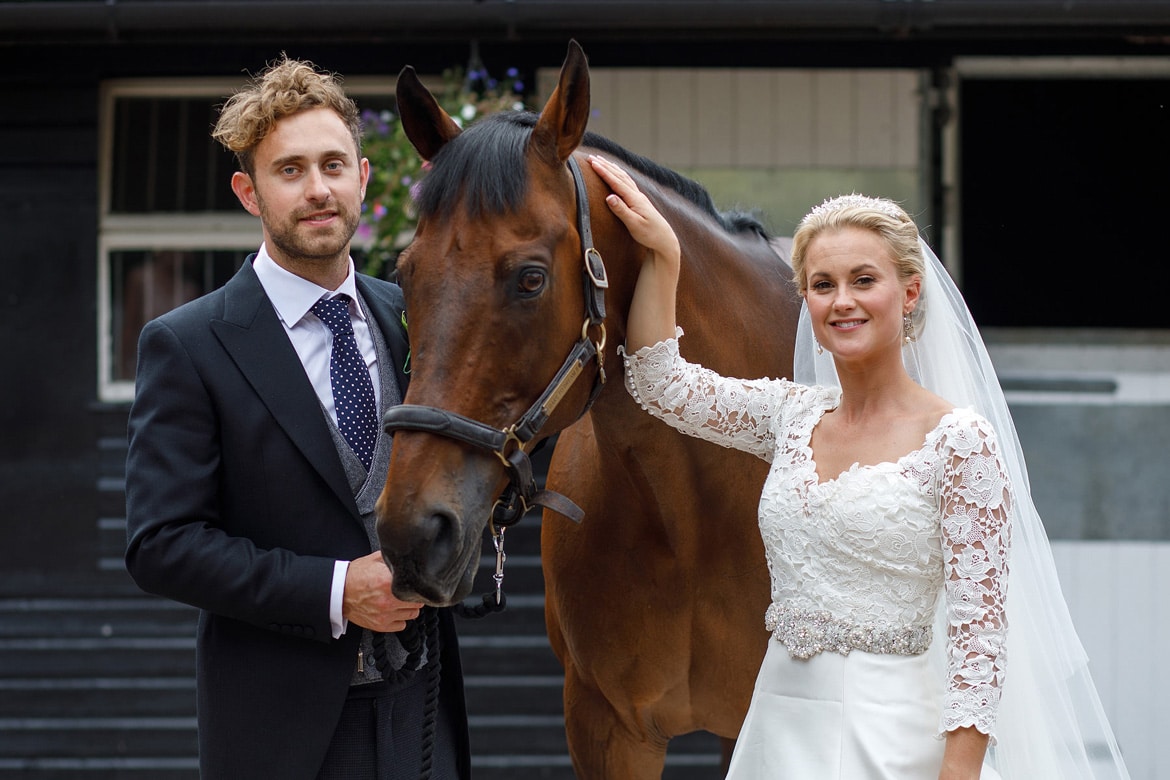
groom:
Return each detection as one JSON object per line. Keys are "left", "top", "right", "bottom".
{"left": 124, "top": 55, "right": 470, "bottom": 779}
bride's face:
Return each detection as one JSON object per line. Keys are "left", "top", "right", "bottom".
{"left": 802, "top": 226, "right": 920, "bottom": 364}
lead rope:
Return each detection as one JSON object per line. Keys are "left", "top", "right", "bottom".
{"left": 369, "top": 607, "right": 442, "bottom": 780}
{"left": 417, "top": 608, "right": 441, "bottom": 780}
{"left": 371, "top": 528, "right": 509, "bottom": 778}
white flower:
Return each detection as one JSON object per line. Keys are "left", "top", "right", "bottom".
{"left": 947, "top": 579, "right": 988, "bottom": 623}
{"left": 956, "top": 456, "right": 1006, "bottom": 510}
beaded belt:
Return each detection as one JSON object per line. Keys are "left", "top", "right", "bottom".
{"left": 764, "top": 602, "right": 932, "bottom": 660}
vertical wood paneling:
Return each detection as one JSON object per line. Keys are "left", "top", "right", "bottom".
{"left": 536, "top": 67, "right": 559, "bottom": 108}
{"left": 614, "top": 68, "right": 655, "bottom": 157}
{"left": 773, "top": 70, "right": 815, "bottom": 166}
{"left": 893, "top": 71, "right": 922, "bottom": 168}
{"left": 583, "top": 68, "right": 617, "bottom": 140}
{"left": 812, "top": 71, "right": 855, "bottom": 167}
{"left": 855, "top": 71, "right": 896, "bottom": 168}
{"left": 694, "top": 69, "right": 735, "bottom": 167}
{"left": 654, "top": 70, "right": 695, "bottom": 167}
{"left": 547, "top": 66, "right": 922, "bottom": 174}
{"left": 734, "top": 69, "right": 775, "bottom": 167}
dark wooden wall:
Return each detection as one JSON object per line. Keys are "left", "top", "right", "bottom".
{"left": 0, "top": 70, "right": 102, "bottom": 591}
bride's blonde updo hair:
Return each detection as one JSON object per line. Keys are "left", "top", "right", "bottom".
{"left": 790, "top": 194, "right": 924, "bottom": 297}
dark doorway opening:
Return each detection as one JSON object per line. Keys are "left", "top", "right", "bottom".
{"left": 960, "top": 77, "right": 1170, "bottom": 329}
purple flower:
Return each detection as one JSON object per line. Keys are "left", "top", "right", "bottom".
{"left": 360, "top": 108, "right": 390, "bottom": 136}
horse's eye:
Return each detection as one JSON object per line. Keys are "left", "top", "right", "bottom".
{"left": 517, "top": 268, "right": 547, "bottom": 297}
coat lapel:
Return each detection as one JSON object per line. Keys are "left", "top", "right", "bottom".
{"left": 210, "top": 259, "right": 360, "bottom": 517}
{"left": 356, "top": 274, "right": 411, "bottom": 397}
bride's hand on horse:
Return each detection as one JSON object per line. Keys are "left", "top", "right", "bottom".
{"left": 342, "top": 550, "right": 424, "bottom": 633}
{"left": 589, "top": 154, "right": 680, "bottom": 350}
{"left": 589, "top": 155, "right": 681, "bottom": 264}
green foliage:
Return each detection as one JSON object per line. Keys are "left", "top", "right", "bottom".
{"left": 357, "top": 66, "right": 528, "bottom": 278}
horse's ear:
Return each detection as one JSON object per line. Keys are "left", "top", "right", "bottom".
{"left": 531, "top": 39, "right": 590, "bottom": 164}
{"left": 395, "top": 65, "right": 462, "bottom": 162}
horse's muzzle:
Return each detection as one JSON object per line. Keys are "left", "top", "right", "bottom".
{"left": 378, "top": 501, "right": 484, "bottom": 607}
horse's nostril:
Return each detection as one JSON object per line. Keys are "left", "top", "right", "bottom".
{"left": 421, "top": 510, "right": 457, "bottom": 578}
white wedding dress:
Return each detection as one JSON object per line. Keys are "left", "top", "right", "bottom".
{"left": 622, "top": 334, "right": 1009, "bottom": 779}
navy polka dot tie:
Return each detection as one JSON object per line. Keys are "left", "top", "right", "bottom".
{"left": 312, "top": 296, "right": 378, "bottom": 470}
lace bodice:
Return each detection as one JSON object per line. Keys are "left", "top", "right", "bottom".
{"left": 621, "top": 335, "right": 1012, "bottom": 740}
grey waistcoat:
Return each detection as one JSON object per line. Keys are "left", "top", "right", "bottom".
{"left": 325, "top": 294, "right": 427, "bottom": 685}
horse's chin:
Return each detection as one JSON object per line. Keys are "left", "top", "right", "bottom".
{"left": 386, "top": 543, "right": 480, "bottom": 608}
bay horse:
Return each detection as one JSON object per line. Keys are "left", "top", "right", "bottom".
{"left": 377, "top": 41, "right": 801, "bottom": 778}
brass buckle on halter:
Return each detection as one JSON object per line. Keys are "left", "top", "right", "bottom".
{"left": 493, "top": 426, "right": 525, "bottom": 467}
{"left": 584, "top": 247, "right": 608, "bottom": 289}
{"left": 490, "top": 428, "right": 533, "bottom": 527}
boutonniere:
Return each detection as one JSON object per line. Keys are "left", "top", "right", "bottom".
{"left": 400, "top": 311, "right": 411, "bottom": 374}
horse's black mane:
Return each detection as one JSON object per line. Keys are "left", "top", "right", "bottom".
{"left": 414, "top": 110, "right": 768, "bottom": 239}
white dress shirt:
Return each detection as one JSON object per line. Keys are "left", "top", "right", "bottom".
{"left": 252, "top": 244, "right": 378, "bottom": 639}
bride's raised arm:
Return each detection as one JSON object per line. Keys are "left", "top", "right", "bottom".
{"left": 589, "top": 154, "right": 680, "bottom": 352}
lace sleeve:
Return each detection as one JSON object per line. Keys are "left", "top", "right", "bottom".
{"left": 619, "top": 332, "right": 792, "bottom": 461}
{"left": 937, "top": 413, "right": 1012, "bottom": 742}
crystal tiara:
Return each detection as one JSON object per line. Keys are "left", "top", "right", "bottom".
{"left": 806, "top": 193, "right": 906, "bottom": 221}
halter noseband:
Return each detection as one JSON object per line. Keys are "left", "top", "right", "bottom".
{"left": 382, "top": 155, "right": 608, "bottom": 530}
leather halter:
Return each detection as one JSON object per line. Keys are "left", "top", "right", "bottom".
{"left": 382, "top": 155, "right": 608, "bottom": 528}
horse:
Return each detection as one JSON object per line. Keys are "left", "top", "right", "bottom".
{"left": 376, "top": 40, "right": 802, "bottom": 778}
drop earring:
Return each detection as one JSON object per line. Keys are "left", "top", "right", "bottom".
{"left": 815, "top": 339, "right": 824, "bottom": 355}
{"left": 903, "top": 313, "right": 916, "bottom": 343}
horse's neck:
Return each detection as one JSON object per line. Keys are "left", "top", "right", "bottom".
{"left": 674, "top": 232, "right": 796, "bottom": 375}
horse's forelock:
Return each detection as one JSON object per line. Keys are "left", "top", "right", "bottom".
{"left": 415, "top": 112, "right": 534, "bottom": 219}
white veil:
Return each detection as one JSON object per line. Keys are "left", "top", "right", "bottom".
{"left": 794, "top": 238, "right": 1131, "bottom": 779}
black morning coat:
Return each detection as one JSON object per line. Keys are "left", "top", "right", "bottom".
{"left": 125, "top": 256, "right": 471, "bottom": 778}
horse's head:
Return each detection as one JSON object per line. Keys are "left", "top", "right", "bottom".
{"left": 376, "top": 41, "right": 609, "bottom": 605}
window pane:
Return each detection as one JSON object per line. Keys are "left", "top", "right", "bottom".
{"left": 110, "top": 249, "right": 247, "bottom": 381}
{"left": 110, "top": 97, "right": 239, "bottom": 213}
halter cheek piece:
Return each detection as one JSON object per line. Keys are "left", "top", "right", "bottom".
{"left": 382, "top": 156, "right": 608, "bottom": 535}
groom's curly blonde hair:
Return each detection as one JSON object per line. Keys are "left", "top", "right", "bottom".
{"left": 212, "top": 53, "right": 362, "bottom": 176}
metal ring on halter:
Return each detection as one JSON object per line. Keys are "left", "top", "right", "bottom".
{"left": 491, "top": 489, "right": 530, "bottom": 527}
{"left": 492, "top": 426, "right": 525, "bottom": 470}
{"left": 582, "top": 320, "right": 608, "bottom": 352}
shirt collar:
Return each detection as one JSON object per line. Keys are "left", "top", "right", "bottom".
{"left": 252, "top": 243, "right": 365, "bottom": 327}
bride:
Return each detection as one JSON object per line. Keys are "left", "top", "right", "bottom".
{"left": 588, "top": 154, "right": 1130, "bottom": 779}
